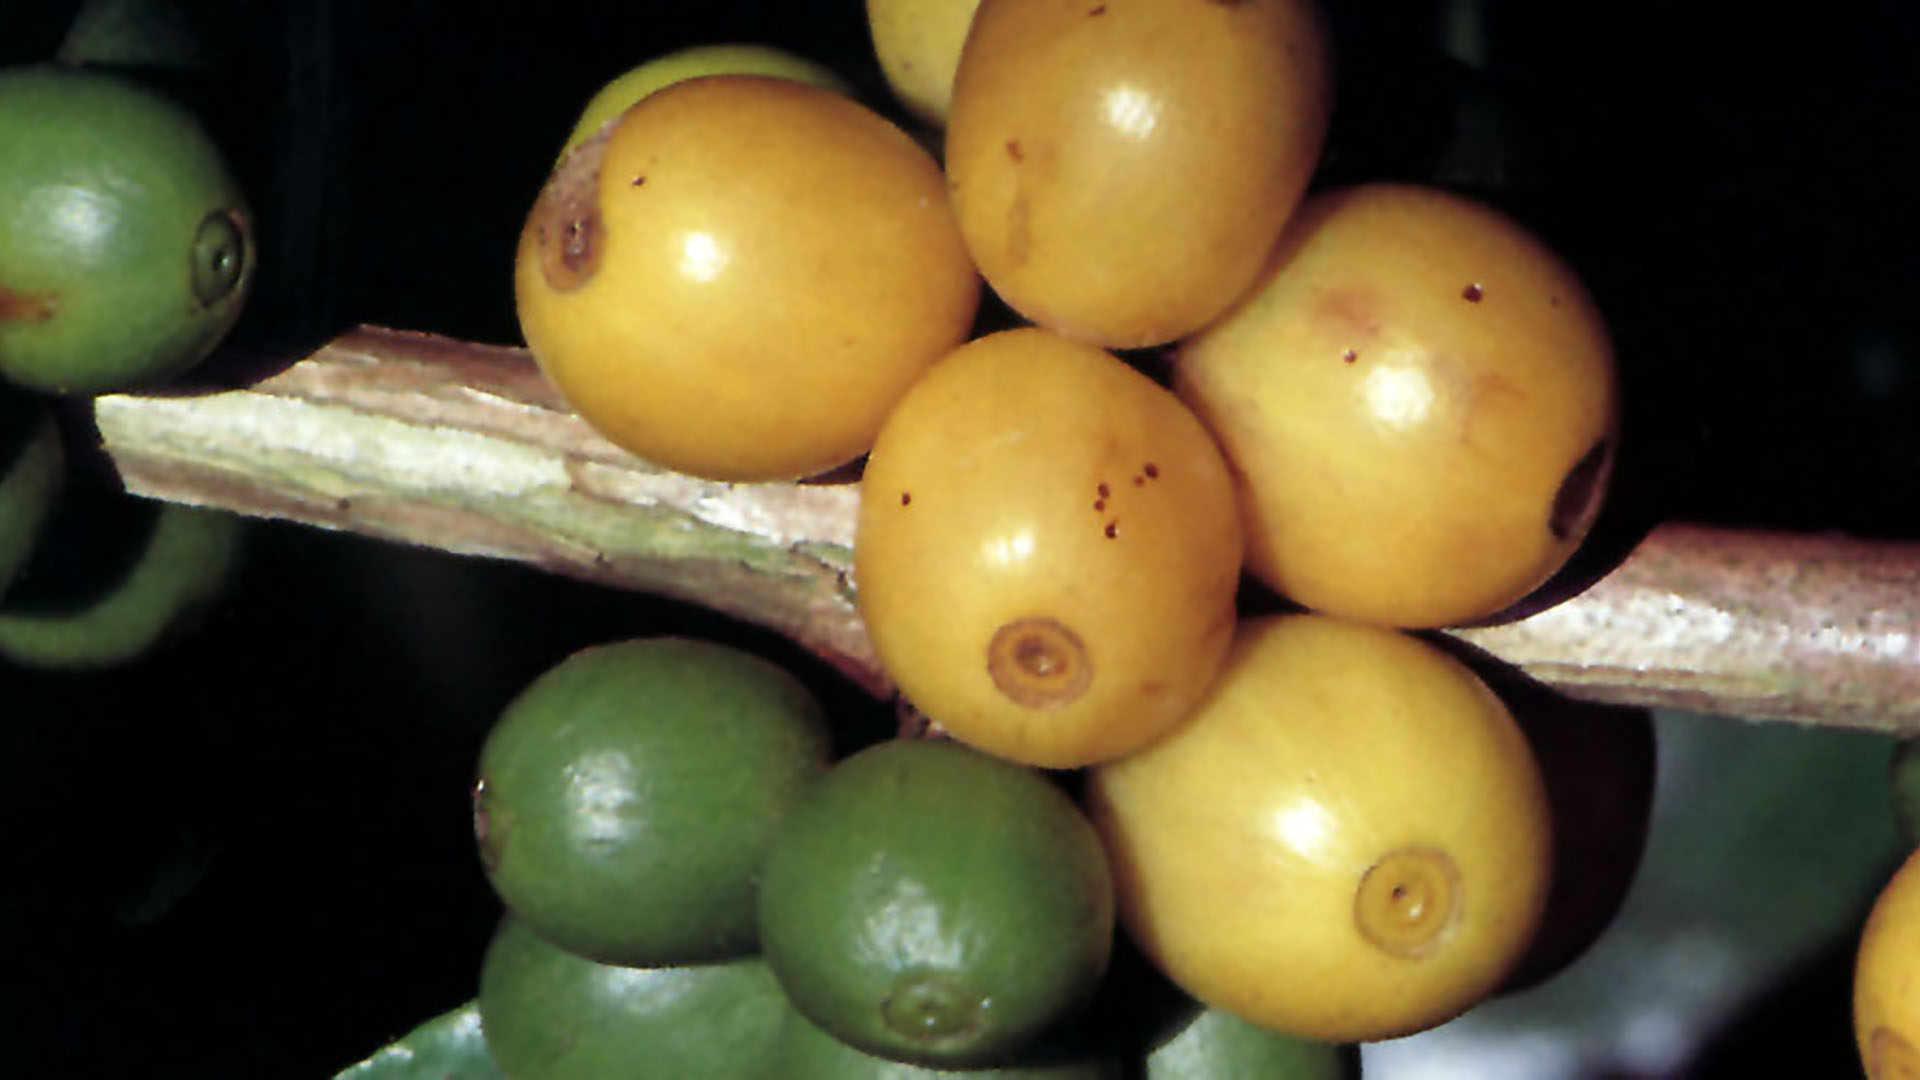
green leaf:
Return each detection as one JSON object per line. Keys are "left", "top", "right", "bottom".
{"left": 334, "top": 1000, "right": 504, "bottom": 1080}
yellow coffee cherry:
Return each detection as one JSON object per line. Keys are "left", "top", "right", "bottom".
{"left": 855, "top": 327, "right": 1243, "bottom": 769}
{"left": 514, "top": 76, "right": 979, "bottom": 481}
{"left": 1084, "top": 614, "right": 1552, "bottom": 1043}
{"left": 944, "top": 0, "right": 1332, "bottom": 348}
{"left": 1174, "top": 182, "right": 1619, "bottom": 628}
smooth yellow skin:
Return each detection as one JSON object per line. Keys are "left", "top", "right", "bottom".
{"left": 1084, "top": 615, "right": 1552, "bottom": 1043}
{"left": 865, "top": 0, "right": 981, "bottom": 128}
{"left": 1175, "top": 183, "right": 1619, "bottom": 628}
{"left": 515, "top": 76, "right": 980, "bottom": 482}
{"left": 944, "top": 0, "right": 1332, "bottom": 349}
{"left": 855, "top": 328, "right": 1244, "bottom": 769}
{"left": 1857, "top": 847, "right": 1920, "bottom": 1078}
{"left": 558, "top": 44, "right": 854, "bottom": 161}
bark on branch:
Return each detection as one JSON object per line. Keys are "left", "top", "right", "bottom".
{"left": 92, "top": 326, "right": 1920, "bottom": 733}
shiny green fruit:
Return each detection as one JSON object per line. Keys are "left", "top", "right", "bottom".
{"left": 758, "top": 737, "right": 1114, "bottom": 1068}
{"left": 0, "top": 64, "right": 253, "bottom": 395}
{"left": 478, "top": 916, "right": 790, "bottom": 1080}
{"left": 475, "top": 637, "right": 832, "bottom": 966}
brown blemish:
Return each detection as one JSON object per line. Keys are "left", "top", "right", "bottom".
{"left": 530, "top": 131, "right": 609, "bottom": 293}
{"left": 0, "top": 284, "right": 57, "bottom": 323}
{"left": 1314, "top": 289, "right": 1384, "bottom": 339}
{"left": 1549, "top": 437, "right": 1614, "bottom": 541}
{"left": 1104, "top": 521, "right": 1119, "bottom": 539}
{"left": 1089, "top": 2, "right": 1106, "bottom": 13}
{"left": 1006, "top": 139, "right": 1025, "bottom": 163}
{"left": 1132, "top": 475, "right": 1145, "bottom": 486}
{"left": 1097, "top": 482, "right": 1111, "bottom": 498}
{"left": 1143, "top": 462, "right": 1159, "bottom": 479}
{"left": 1462, "top": 282, "right": 1485, "bottom": 302}
{"left": 900, "top": 492, "right": 912, "bottom": 506}
{"left": 631, "top": 174, "right": 646, "bottom": 187}
{"left": 1342, "top": 348, "right": 1359, "bottom": 363}
{"left": 1093, "top": 500, "right": 1106, "bottom": 512}
{"left": 987, "top": 617, "right": 1093, "bottom": 709}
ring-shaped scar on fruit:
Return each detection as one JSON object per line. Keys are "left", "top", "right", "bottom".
{"left": 854, "top": 327, "right": 1244, "bottom": 769}
{"left": 1083, "top": 615, "right": 1552, "bottom": 1044}
{"left": 514, "top": 75, "right": 981, "bottom": 482}
{"left": 0, "top": 64, "right": 254, "bottom": 396}
{"left": 1174, "top": 182, "right": 1619, "bottom": 629}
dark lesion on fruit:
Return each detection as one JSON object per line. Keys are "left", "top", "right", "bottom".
{"left": 531, "top": 128, "right": 611, "bottom": 292}
{"left": 988, "top": 617, "right": 1093, "bottom": 709}
{"left": 0, "top": 283, "right": 58, "bottom": 324}
{"left": 1549, "top": 436, "right": 1614, "bottom": 541}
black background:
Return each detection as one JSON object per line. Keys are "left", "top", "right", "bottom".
{"left": 0, "top": 1, "right": 1915, "bottom": 1075}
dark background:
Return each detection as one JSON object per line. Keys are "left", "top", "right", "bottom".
{"left": 0, "top": 0, "right": 1915, "bottom": 1075}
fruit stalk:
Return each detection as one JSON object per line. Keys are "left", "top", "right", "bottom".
{"left": 91, "top": 325, "right": 1920, "bottom": 728}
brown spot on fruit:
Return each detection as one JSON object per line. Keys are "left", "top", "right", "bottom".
{"left": 1104, "top": 521, "right": 1118, "bottom": 538}
{"left": 987, "top": 617, "right": 1093, "bottom": 709}
{"left": 1342, "top": 348, "right": 1359, "bottom": 363}
{"left": 631, "top": 174, "right": 647, "bottom": 187}
{"left": 1549, "top": 438, "right": 1613, "bottom": 541}
{"left": 530, "top": 128, "right": 609, "bottom": 292}
{"left": 1089, "top": 2, "right": 1107, "bottom": 13}
{"left": 0, "top": 284, "right": 57, "bottom": 323}
{"left": 900, "top": 492, "right": 912, "bottom": 506}
{"left": 1354, "top": 847, "right": 1462, "bottom": 959}
{"left": 1097, "top": 482, "right": 1111, "bottom": 498}
{"left": 1006, "top": 139, "right": 1025, "bottom": 162}
{"left": 1461, "top": 282, "right": 1485, "bottom": 302}
{"left": 1143, "top": 462, "right": 1159, "bottom": 479}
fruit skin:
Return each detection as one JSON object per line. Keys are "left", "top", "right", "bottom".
{"left": 478, "top": 916, "right": 790, "bottom": 1080}
{"left": 1084, "top": 614, "right": 1552, "bottom": 1044}
{"left": 1174, "top": 182, "right": 1618, "bottom": 629}
{"left": 0, "top": 64, "right": 252, "bottom": 395}
{"left": 1857, "top": 847, "right": 1920, "bottom": 1078}
{"left": 558, "top": 43, "right": 854, "bottom": 161}
{"left": 757, "top": 737, "right": 1115, "bottom": 1068}
{"left": 514, "top": 75, "right": 980, "bottom": 482}
{"left": 777, "top": 1009, "right": 1117, "bottom": 1079}
{"left": 0, "top": 391, "right": 63, "bottom": 597}
{"left": 474, "top": 637, "right": 831, "bottom": 966}
{"left": 865, "top": 0, "right": 980, "bottom": 129}
{"left": 944, "top": 0, "right": 1332, "bottom": 348}
{"left": 855, "top": 327, "right": 1243, "bottom": 769}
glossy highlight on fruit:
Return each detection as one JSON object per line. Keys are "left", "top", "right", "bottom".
{"left": 474, "top": 637, "right": 831, "bottom": 966}
{"left": 1856, "top": 847, "right": 1920, "bottom": 1079}
{"left": 0, "top": 64, "right": 253, "bottom": 395}
{"left": 514, "top": 75, "right": 980, "bottom": 481}
{"left": 945, "top": 0, "right": 1332, "bottom": 348}
{"left": 1084, "top": 615, "right": 1552, "bottom": 1043}
{"left": 855, "top": 327, "right": 1243, "bottom": 768}
{"left": 1174, "top": 182, "right": 1618, "bottom": 628}
{"left": 757, "top": 738, "right": 1114, "bottom": 1068}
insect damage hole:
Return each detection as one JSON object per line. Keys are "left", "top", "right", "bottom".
{"left": 988, "top": 617, "right": 1093, "bottom": 709}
